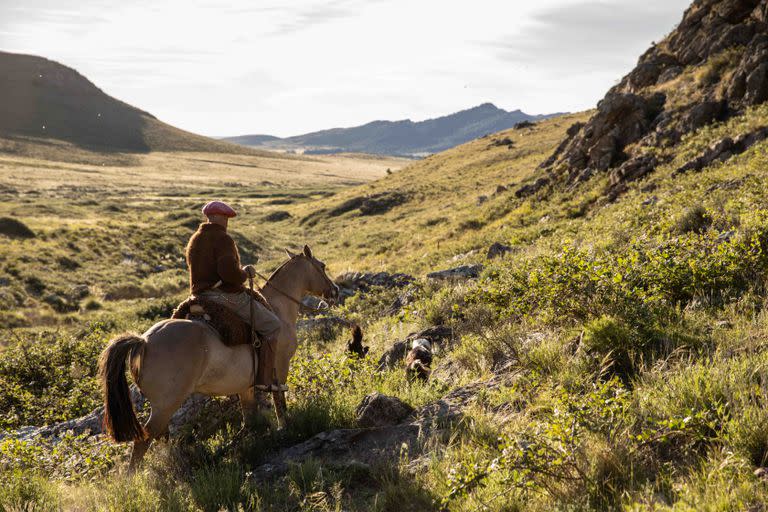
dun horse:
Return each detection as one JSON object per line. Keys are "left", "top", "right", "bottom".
{"left": 98, "top": 245, "right": 339, "bottom": 471}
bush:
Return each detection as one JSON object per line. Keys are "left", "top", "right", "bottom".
{"left": 0, "top": 217, "right": 35, "bottom": 239}
{"left": 673, "top": 205, "right": 711, "bottom": 234}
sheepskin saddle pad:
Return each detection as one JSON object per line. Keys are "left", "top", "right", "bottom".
{"left": 171, "top": 291, "right": 271, "bottom": 347}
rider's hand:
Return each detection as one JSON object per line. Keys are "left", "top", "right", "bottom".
{"left": 243, "top": 265, "right": 257, "bottom": 279}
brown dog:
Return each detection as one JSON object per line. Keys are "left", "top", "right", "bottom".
{"left": 346, "top": 325, "right": 369, "bottom": 358}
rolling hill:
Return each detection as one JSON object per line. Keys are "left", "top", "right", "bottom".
{"left": 0, "top": 51, "right": 258, "bottom": 154}
{"left": 224, "top": 103, "right": 559, "bottom": 156}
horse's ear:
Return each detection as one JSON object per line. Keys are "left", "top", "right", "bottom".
{"left": 303, "top": 245, "right": 313, "bottom": 258}
{"left": 285, "top": 248, "right": 296, "bottom": 258}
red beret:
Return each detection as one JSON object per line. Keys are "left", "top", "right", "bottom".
{"left": 202, "top": 201, "right": 237, "bottom": 218}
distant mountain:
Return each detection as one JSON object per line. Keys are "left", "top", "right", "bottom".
{"left": 0, "top": 51, "right": 255, "bottom": 154}
{"left": 224, "top": 103, "right": 562, "bottom": 157}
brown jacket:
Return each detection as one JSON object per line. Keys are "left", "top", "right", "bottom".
{"left": 186, "top": 223, "right": 247, "bottom": 294}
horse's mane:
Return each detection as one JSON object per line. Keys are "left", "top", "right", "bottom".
{"left": 265, "top": 255, "right": 300, "bottom": 282}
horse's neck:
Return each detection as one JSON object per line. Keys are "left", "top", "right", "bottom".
{"left": 262, "top": 264, "right": 304, "bottom": 324}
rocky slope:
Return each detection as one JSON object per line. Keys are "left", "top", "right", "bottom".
{"left": 527, "top": 0, "right": 768, "bottom": 199}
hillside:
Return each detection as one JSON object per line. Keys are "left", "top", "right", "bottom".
{"left": 0, "top": 51, "right": 261, "bottom": 155}
{"left": 224, "top": 103, "right": 558, "bottom": 156}
{"left": 5, "top": 0, "right": 768, "bottom": 510}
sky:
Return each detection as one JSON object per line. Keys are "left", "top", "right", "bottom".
{"left": 0, "top": 0, "right": 692, "bottom": 137}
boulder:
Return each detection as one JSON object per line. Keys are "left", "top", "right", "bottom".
{"left": 355, "top": 393, "right": 414, "bottom": 428}
{"left": 486, "top": 242, "right": 514, "bottom": 259}
{"left": 335, "top": 271, "right": 414, "bottom": 291}
{"left": 679, "top": 101, "right": 727, "bottom": 132}
{"left": 608, "top": 154, "right": 658, "bottom": 187}
{"left": 426, "top": 264, "right": 483, "bottom": 281}
{"left": 515, "top": 177, "right": 550, "bottom": 198}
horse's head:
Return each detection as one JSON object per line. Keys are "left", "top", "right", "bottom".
{"left": 286, "top": 245, "right": 339, "bottom": 305}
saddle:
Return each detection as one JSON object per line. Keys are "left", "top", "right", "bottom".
{"left": 171, "top": 289, "right": 272, "bottom": 347}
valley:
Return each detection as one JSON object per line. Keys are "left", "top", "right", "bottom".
{"left": 2, "top": 0, "right": 768, "bottom": 510}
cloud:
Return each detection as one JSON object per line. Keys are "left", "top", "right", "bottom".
{"left": 487, "top": 0, "right": 690, "bottom": 74}
{"left": 270, "top": 0, "right": 363, "bottom": 36}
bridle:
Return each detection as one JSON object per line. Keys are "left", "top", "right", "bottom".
{"left": 254, "top": 254, "right": 339, "bottom": 315}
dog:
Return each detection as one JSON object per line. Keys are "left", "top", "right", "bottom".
{"left": 405, "top": 338, "right": 432, "bottom": 382}
{"left": 346, "top": 325, "right": 369, "bottom": 358}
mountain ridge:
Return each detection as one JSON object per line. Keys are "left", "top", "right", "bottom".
{"left": 224, "top": 103, "right": 562, "bottom": 157}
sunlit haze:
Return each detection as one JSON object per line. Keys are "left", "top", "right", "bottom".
{"left": 0, "top": 0, "right": 691, "bottom": 137}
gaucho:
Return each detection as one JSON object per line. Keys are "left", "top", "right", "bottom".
{"left": 185, "top": 200, "right": 283, "bottom": 391}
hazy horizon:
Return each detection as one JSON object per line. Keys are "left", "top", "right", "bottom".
{"left": 0, "top": 0, "right": 691, "bottom": 137}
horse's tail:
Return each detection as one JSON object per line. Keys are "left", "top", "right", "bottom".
{"left": 98, "top": 334, "right": 147, "bottom": 443}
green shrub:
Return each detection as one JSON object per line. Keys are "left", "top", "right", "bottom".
{"left": 673, "top": 205, "right": 711, "bottom": 234}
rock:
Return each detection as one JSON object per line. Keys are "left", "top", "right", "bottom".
{"left": 674, "top": 125, "right": 768, "bottom": 176}
{"left": 716, "top": 230, "right": 736, "bottom": 243}
{"left": 515, "top": 177, "right": 550, "bottom": 198}
{"left": 656, "top": 65, "right": 683, "bottom": 84}
{"left": 679, "top": 101, "right": 727, "bottom": 132}
{"left": 377, "top": 325, "right": 454, "bottom": 370}
{"left": 476, "top": 195, "right": 488, "bottom": 206}
{"left": 494, "top": 184, "right": 508, "bottom": 194}
{"left": 377, "top": 340, "right": 409, "bottom": 370}
{"left": 355, "top": 393, "right": 414, "bottom": 428}
{"left": 675, "top": 137, "right": 735, "bottom": 174}
{"left": 754, "top": 467, "right": 768, "bottom": 480}
{"left": 250, "top": 376, "right": 504, "bottom": 480}
{"left": 0, "top": 388, "right": 227, "bottom": 443}
{"left": 426, "top": 264, "right": 483, "bottom": 281}
{"left": 359, "top": 192, "right": 408, "bottom": 216}
{"left": 378, "top": 325, "right": 454, "bottom": 371}
{"left": 264, "top": 211, "right": 291, "bottom": 222}
{"left": 335, "top": 271, "right": 414, "bottom": 291}
{"left": 297, "top": 315, "right": 348, "bottom": 333}
{"left": 608, "top": 154, "right": 658, "bottom": 187}
{"left": 486, "top": 242, "right": 513, "bottom": 259}
{"left": 642, "top": 196, "right": 658, "bottom": 206}
{"left": 488, "top": 136, "right": 514, "bottom": 148}
{"left": 514, "top": 120, "right": 536, "bottom": 129}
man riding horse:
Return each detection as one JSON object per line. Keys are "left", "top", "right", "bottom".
{"left": 186, "top": 200, "right": 283, "bottom": 392}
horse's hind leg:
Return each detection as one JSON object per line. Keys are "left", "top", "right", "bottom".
{"left": 127, "top": 395, "right": 188, "bottom": 473}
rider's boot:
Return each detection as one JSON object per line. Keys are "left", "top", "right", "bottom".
{"left": 254, "top": 334, "right": 286, "bottom": 392}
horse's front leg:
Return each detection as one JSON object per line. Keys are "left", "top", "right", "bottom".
{"left": 238, "top": 388, "right": 261, "bottom": 428}
{"left": 272, "top": 390, "right": 287, "bottom": 429}
{"left": 272, "top": 338, "right": 295, "bottom": 429}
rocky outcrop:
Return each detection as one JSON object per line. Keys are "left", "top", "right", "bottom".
{"left": 427, "top": 264, "right": 483, "bottom": 280}
{"left": 486, "top": 242, "right": 514, "bottom": 259}
{"left": 355, "top": 393, "right": 414, "bottom": 428}
{"left": 0, "top": 389, "right": 233, "bottom": 443}
{"left": 250, "top": 375, "right": 506, "bottom": 479}
{"left": 334, "top": 271, "right": 415, "bottom": 304}
{"left": 538, "top": 0, "right": 768, "bottom": 196}
{"left": 674, "top": 126, "right": 768, "bottom": 174}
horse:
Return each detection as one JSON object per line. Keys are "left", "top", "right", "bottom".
{"left": 98, "top": 244, "right": 339, "bottom": 471}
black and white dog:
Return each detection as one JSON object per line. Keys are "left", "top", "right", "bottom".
{"left": 405, "top": 338, "right": 432, "bottom": 382}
